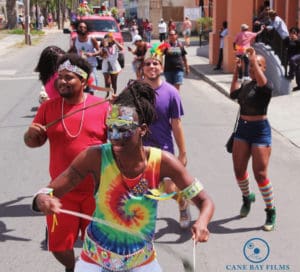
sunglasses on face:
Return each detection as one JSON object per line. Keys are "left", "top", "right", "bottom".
{"left": 144, "top": 61, "right": 160, "bottom": 66}
{"left": 107, "top": 123, "right": 139, "bottom": 140}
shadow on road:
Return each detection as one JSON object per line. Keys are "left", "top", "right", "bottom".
{"left": 155, "top": 217, "right": 192, "bottom": 244}
{"left": 0, "top": 221, "right": 31, "bottom": 242}
{"left": 0, "top": 196, "right": 41, "bottom": 242}
{"left": 0, "top": 196, "right": 41, "bottom": 218}
{"left": 209, "top": 215, "right": 262, "bottom": 234}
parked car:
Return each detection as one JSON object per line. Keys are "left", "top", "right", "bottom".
{"left": 64, "top": 15, "right": 125, "bottom": 68}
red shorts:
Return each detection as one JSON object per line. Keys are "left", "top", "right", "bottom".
{"left": 46, "top": 191, "right": 95, "bottom": 251}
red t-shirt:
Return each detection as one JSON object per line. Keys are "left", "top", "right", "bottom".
{"left": 34, "top": 95, "right": 109, "bottom": 193}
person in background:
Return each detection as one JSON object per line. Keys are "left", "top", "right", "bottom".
{"left": 142, "top": 55, "right": 191, "bottom": 229}
{"left": 99, "top": 33, "right": 123, "bottom": 97}
{"left": 24, "top": 53, "right": 109, "bottom": 272}
{"left": 233, "top": 23, "right": 264, "bottom": 82}
{"left": 31, "top": 80, "right": 215, "bottom": 272}
{"left": 168, "top": 19, "right": 176, "bottom": 33}
{"left": 47, "top": 13, "right": 54, "bottom": 29}
{"left": 119, "top": 14, "right": 125, "bottom": 30}
{"left": 162, "top": 29, "right": 190, "bottom": 91}
{"left": 214, "top": 21, "right": 228, "bottom": 70}
{"left": 253, "top": 6, "right": 271, "bottom": 43}
{"left": 286, "top": 27, "right": 300, "bottom": 91}
{"left": 128, "top": 34, "right": 148, "bottom": 79}
{"left": 130, "top": 19, "right": 139, "bottom": 42}
{"left": 144, "top": 19, "right": 153, "bottom": 43}
{"left": 253, "top": 6, "right": 271, "bottom": 33}
{"left": 267, "top": 10, "right": 289, "bottom": 41}
{"left": 35, "top": 45, "right": 65, "bottom": 102}
{"left": 18, "top": 14, "right": 24, "bottom": 29}
{"left": 182, "top": 16, "right": 192, "bottom": 47}
{"left": 38, "top": 14, "right": 45, "bottom": 30}
{"left": 158, "top": 18, "right": 167, "bottom": 42}
{"left": 266, "top": 9, "right": 289, "bottom": 63}
{"left": 69, "top": 20, "right": 100, "bottom": 94}
{"left": 230, "top": 47, "right": 276, "bottom": 232}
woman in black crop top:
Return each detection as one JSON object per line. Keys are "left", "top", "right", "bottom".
{"left": 229, "top": 47, "right": 276, "bottom": 231}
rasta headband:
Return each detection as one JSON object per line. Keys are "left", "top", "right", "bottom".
{"left": 58, "top": 60, "right": 88, "bottom": 79}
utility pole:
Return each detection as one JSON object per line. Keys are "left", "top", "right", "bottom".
{"left": 35, "top": 1, "right": 39, "bottom": 29}
{"left": 57, "top": 0, "right": 61, "bottom": 29}
{"left": 24, "top": 0, "right": 31, "bottom": 45}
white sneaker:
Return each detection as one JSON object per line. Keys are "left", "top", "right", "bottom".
{"left": 179, "top": 200, "right": 191, "bottom": 229}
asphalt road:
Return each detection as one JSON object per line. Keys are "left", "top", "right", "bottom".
{"left": 0, "top": 31, "right": 299, "bottom": 272}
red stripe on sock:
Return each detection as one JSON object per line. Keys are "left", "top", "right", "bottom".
{"left": 237, "top": 172, "right": 249, "bottom": 181}
{"left": 258, "top": 178, "right": 270, "bottom": 187}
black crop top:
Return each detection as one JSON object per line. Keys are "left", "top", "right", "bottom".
{"left": 230, "top": 81, "right": 273, "bottom": 115}
{"left": 135, "top": 44, "right": 147, "bottom": 57}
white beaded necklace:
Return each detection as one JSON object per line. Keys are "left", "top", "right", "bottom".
{"left": 61, "top": 95, "right": 86, "bottom": 138}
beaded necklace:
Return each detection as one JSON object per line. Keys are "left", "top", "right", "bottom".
{"left": 116, "top": 152, "right": 149, "bottom": 196}
{"left": 61, "top": 95, "right": 86, "bottom": 138}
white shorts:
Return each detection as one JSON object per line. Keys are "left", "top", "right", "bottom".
{"left": 75, "top": 257, "right": 162, "bottom": 272}
{"left": 102, "top": 59, "right": 121, "bottom": 74}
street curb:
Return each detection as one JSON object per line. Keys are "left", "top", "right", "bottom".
{"left": 189, "top": 65, "right": 230, "bottom": 98}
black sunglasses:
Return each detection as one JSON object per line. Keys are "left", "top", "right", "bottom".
{"left": 144, "top": 61, "right": 160, "bottom": 66}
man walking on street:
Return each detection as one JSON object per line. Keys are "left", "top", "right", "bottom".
{"left": 158, "top": 18, "right": 167, "bottom": 42}
{"left": 38, "top": 14, "right": 45, "bottom": 30}
{"left": 142, "top": 55, "right": 191, "bottom": 229}
{"left": 24, "top": 54, "right": 109, "bottom": 272}
{"left": 69, "top": 20, "right": 100, "bottom": 93}
{"left": 214, "top": 21, "right": 228, "bottom": 70}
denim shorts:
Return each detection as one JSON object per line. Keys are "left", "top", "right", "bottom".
{"left": 164, "top": 71, "right": 184, "bottom": 85}
{"left": 235, "top": 118, "right": 272, "bottom": 146}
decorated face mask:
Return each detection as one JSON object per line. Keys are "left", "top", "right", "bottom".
{"left": 106, "top": 105, "right": 139, "bottom": 140}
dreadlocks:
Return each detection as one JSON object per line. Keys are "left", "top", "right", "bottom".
{"left": 114, "top": 80, "right": 157, "bottom": 126}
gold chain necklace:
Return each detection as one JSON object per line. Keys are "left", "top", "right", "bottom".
{"left": 61, "top": 95, "right": 86, "bottom": 138}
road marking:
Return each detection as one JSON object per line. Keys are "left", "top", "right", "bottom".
{"left": 0, "top": 70, "right": 17, "bottom": 76}
{"left": 0, "top": 74, "right": 38, "bottom": 80}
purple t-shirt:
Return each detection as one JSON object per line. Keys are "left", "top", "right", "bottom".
{"left": 143, "top": 81, "right": 184, "bottom": 154}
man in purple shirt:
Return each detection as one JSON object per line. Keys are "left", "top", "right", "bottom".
{"left": 142, "top": 55, "right": 190, "bottom": 229}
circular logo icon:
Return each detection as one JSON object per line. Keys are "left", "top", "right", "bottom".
{"left": 243, "top": 238, "right": 270, "bottom": 263}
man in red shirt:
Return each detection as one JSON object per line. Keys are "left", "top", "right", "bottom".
{"left": 24, "top": 54, "right": 109, "bottom": 272}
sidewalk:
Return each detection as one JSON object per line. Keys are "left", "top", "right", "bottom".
{"left": 185, "top": 44, "right": 300, "bottom": 148}
{"left": 0, "top": 25, "right": 62, "bottom": 56}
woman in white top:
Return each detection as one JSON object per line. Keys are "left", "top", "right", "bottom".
{"left": 99, "top": 33, "right": 123, "bottom": 97}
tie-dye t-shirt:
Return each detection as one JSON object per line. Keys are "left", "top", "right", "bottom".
{"left": 87, "top": 143, "right": 161, "bottom": 256}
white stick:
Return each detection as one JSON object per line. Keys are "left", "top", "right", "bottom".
{"left": 193, "top": 240, "right": 196, "bottom": 272}
{"left": 59, "top": 208, "right": 146, "bottom": 240}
